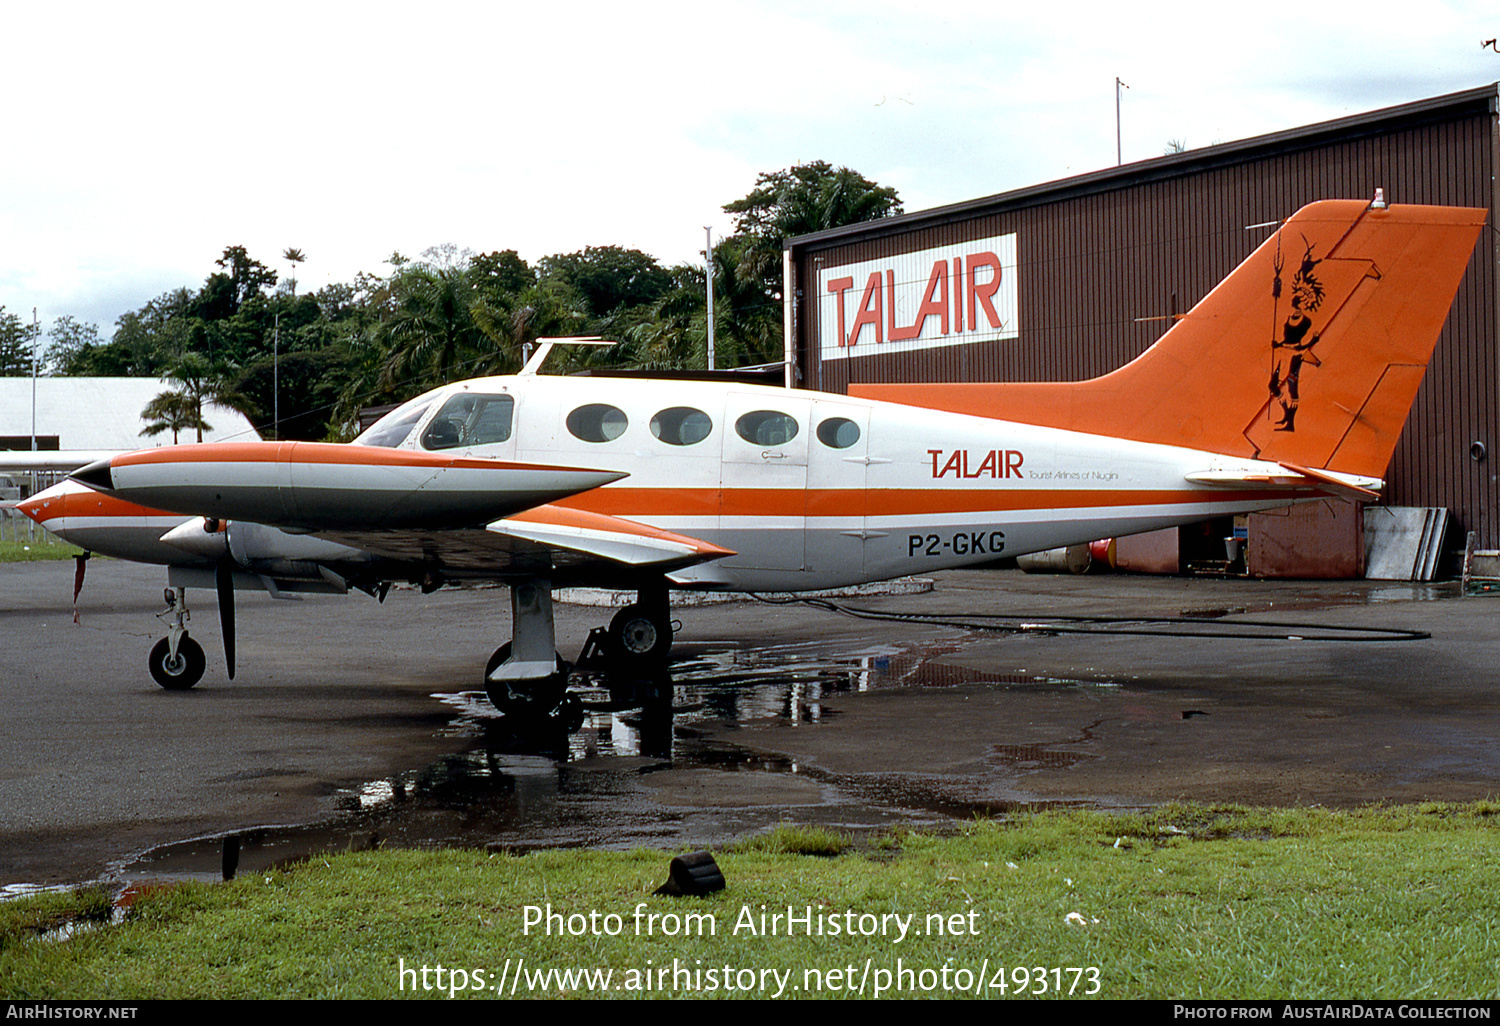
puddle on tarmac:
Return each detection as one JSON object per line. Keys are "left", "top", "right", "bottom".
{"left": 112, "top": 637, "right": 1118, "bottom": 886}
{"left": 1178, "top": 580, "right": 1459, "bottom": 617}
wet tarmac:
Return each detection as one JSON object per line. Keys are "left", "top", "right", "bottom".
{"left": 2, "top": 558, "right": 1498, "bottom": 891}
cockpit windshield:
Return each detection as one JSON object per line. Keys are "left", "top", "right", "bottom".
{"left": 352, "top": 396, "right": 435, "bottom": 448}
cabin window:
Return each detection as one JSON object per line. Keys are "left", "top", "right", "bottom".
{"left": 567, "top": 403, "right": 629, "bottom": 443}
{"left": 354, "top": 398, "right": 434, "bottom": 448}
{"left": 816, "top": 417, "right": 861, "bottom": 449}
{"left": 735, "top": 410, "right": 799, "bottom": 446}
{"left": 650, "top": 406, "right": 713, "bottom": 446}
{"left": 421, "top": 393, "right": 514, "bottom": 450}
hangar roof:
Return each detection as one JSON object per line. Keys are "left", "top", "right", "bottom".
{"left": 0, "top": 377, "right": 260, "bottom": 450}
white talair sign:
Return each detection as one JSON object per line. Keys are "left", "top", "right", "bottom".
{"left": 818, "top": 234, "right": 1019, "bottom": 360}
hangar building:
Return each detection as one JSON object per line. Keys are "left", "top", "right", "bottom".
{"left": 782, "top": 84, "right": 1500, "bottom": 575}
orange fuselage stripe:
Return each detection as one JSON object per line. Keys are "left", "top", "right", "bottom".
{"left": 41, "top": 482, "right": 1299, "bottom": 528}
{"left": 24, "top": 490, "right": 179, "bottom": 524}
{"left": 113, "top": 442, "right": 604, "bottom": 475}
{"left": 557, "top": 486, "right": 1295, "bottom": 518}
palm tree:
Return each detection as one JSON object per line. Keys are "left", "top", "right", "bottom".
{"left": 282, "top": 248, "right": 306, "bottom": 296}
{"left": 140, "top": 391, "right": 209, "bottom": 445}
{"left": 377, "top": 265, "right": 485, "bottom": 388}
{"left": 140, "top": 352, "right": 221, "bottom": 443}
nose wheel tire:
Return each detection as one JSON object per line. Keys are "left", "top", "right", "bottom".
{"left": 149, "top": 635, "right": 206, "bottom": 690}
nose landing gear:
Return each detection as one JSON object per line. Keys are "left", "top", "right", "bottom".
{"left": 150, "top": 587, "right": 206, "bottom": 690}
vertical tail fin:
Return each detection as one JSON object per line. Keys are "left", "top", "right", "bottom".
{"left": 852, "top": 200, "right": 1486, "bottom": 478}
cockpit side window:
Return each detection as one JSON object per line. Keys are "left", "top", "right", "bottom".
{"left": 353, "top": 398, "right": 435, "bottom": 448}
{"left": 421, "top": 393, "right": 515, "bottom": 450}
{"left": 566, "top": 403, "right": 629, "bottom": 443}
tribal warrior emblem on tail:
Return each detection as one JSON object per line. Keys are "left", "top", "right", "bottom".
{"left": 1268, "top": 235, "right": 1326, "bottom": 432}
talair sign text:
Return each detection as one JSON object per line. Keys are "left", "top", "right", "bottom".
{"left": 817, "top": 234, "right": 1019, "bottom": 360}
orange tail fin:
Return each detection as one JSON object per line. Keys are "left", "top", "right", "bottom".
{"left": 852, "top": 200, "right": 1486, "bottom": 478}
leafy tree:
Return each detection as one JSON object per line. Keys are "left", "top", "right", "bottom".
{"left": 723, "top": 161, "right": 902, "bottom": 302}
{"left": 486, "top": 278, "right": 592, "bottom": 369}
{"left": 709, "top": 161, "right": 903, "bottom": 366}
{"left": 0, "top": 307, "right": 39, "bottom": 376}
{"left": 707, "top": 240, "right": 782, "bottom": 366}
{"left": 87, "top": 288, "right": 197, "bottom": 376}
{"left": 539, "top": 246, "right": 673, "bottom": 318}
{"left": 216, "top": 245, "right": 278, "bottom": 309}
{"left": 195, "top": 246, "right": 277, "bottom": 321}
{"left": 42, "top": 316, "right": 103, "bottom": 375}
{"left": 470, "top": 250, "right": 535, "bottom": 299}
{"left": 230, "top": 347, "right": 353, "bottom": 441}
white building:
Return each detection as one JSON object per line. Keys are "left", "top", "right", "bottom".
{"left": 0, "top": 377, "right": 260, "bottom": 450}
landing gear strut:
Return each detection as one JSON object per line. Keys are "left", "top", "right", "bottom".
{"left": 484, "top": 578, "right": 581, "bottom": 728}
{"left": 482, "top": 577, "right": 676, "bottom": 725}
{"left": 151, "top": 587, "right": 206, "bottom": 690}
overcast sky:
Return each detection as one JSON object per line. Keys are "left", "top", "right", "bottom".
{"left": 2, "top": 0, "right": 1496, "bottom": 338}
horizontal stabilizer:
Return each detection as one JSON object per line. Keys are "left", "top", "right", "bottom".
{"left": 1184, "top": 463, "right": 1381, "bottom": 503}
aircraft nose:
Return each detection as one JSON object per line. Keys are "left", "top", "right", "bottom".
{"left": 15, "top": 493, "right": 49, "bottom": 526}
{"left": 71, "top": 458, "right": 115, "bottom": 492}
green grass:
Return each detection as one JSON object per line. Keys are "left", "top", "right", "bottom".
{"left": 3, "top": 804, "right": 1499, "bottom": 999}
{"left": 726, "top": 824, "right": 855, "bottom": 856}
{"left": 0, "top": 538, "right": 84, "bottom": 562}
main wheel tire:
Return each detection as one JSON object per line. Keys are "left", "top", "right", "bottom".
{"left": 607, "top": 604, "right": 672, "bottom": 667}
{"left": 483, "top": 643, "right": 570, "bottom": 716}
{"left": 149, "top": 636, "right": 206, "bottom": 690}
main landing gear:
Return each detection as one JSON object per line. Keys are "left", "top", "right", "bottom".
{"left": 606, "top": 585, "right": 673, "bottom": 670}
{"left": 484, "top": 577, "right": 675, "bottom": 723}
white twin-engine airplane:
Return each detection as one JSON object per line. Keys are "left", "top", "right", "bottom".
{"left": 14, "top": 199, "right": 1486, "bottom": 721}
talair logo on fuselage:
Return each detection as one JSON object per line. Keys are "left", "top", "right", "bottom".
{"left": 817, "top": 234, "right": 1019, "bottom": 360}
{"left": 928, "top": 449, "right": 1025, "bottom": 479}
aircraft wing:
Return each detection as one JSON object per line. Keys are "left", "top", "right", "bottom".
{"left": 313, "top": 505, "right": 733, "bottom": 579}
{"left": 65, "top": 440, "right": 734, "bottom": 582}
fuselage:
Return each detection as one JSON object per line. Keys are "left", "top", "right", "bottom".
{"left": 343, "top": 372, "right": 1319, "bottom": 589}
{"left": 23, "top": 371, "right": 1348, "bottom": 592}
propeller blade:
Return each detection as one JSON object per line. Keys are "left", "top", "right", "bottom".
{"left": 216, "top": 558, "right": 236, "bottom": 680}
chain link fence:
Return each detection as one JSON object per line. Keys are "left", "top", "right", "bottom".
{"left": 0, "top": 471, "right": 67, "bottom": 546}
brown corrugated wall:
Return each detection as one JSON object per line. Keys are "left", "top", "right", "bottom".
{"left": 791, "top": 87, "right": 1500, "bottom": 546}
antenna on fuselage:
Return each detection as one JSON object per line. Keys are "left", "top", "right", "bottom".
{"left": 518, "top": 336, "right": 610, "bottom": 376}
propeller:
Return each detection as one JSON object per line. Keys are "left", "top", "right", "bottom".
{"left": 216, "top": 558, "right": 236, "bottom": 680}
